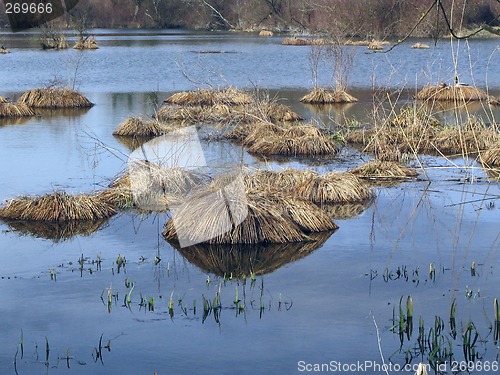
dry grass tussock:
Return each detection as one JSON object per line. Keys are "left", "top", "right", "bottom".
{"left": 349, "top": 160, "right": 418, "bottom": 179}
{"left": 171, "top": 231, "right": 333, "bottom": 278}
{"left": 0, "top": 102, "right": 35, "bottom": 118}
{"left": 480, "top": 142, "right": 500, "bottom": 168}
{"left": 417, "top": 84, "right": 488, "bottom": 102}
{"left": 113, "top": 116, "right": 171, "bottom": 137}
{"left": 0, "top": 47, "right": 10, "bottom": 54}
{"left": 100, "top": 162, "right": 207, "bottom": 211}
{"left": 243, "top": 122, "right": 338, "bottom": 157}
{"left": 164, "top": 87, "right": 252, "bottom": 106}
{"left": 73, "top": 36, "right": 99, "bottom": 50}
{"left": 0, "top": 192, "right": 116, "bottom": 221}
{"left": 300, "top": 87, "right": 358, "bottom": 104}
{"left": 0, "top": 96, "right": 7, "bottom": 103}
{"left": 163, "top": 188, "right": 337, "bottom": 245}
{"left": 18, "top": 88, "right": 93, "bottom": 108}
{"left": 282, "top": 37, "right": 325, "bottom": 46}
{"left": 245, "top": 168, "right": 372, "bottom": 204}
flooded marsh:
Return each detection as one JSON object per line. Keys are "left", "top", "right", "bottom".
{"left": 0, "top": 30, "right": 499, "bottom": 374}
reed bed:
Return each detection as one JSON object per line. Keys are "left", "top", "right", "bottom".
{"left": 155, "top": 100, "right": 301, "bottom": 126}
{"left": 113, "top": 116, "right": 169, "bottom": 137}
{"left": 368, "top": 41, "right": 384, "bottom": 50}
{"left": 245, "top": 169, "right": 372, "bottom": 204}
{"left": 0, "top": 192, "right": 116, "bottom": 222}
{"left": 1, "top": 218, "right": 108, "bottom": 242}
{"left": 73, "top": 36, "right": 99, "bottom": 50}
{"left": 244, "top": 123, "right": 338, "bottom": 156}
{"left": 349, "top": 160, "right": 418, "bottom": 179}
{"left": 417, "top": 84, "right": 489, "bottom": 101}
{"left": 41, "top": 36, "right": 68, "bottom": 50}
{"left": 164, "top": 87, "right": 252, "bottom": 106}
{"left": 0, "top": 96, "right": 7, "bottom": 103}
{"left": 300, "top": 87, "right": 358, "bottom": 104}
{"left": 488, "top": 96, "right": 500, "bottom": 106}
{"left": 163, "top": 188, "right": 337, "bottom": 245}
{"left": 172, "top": 231, "right": 333, "bottom": 278}
{"left": 18, "top": 88, "right": 93, "bottom": 108}
{"left": 282, "top": 38, "right": 325, "bottom": 46}
{"left": 0, "top": 102, "right": 35, "bottom": 118}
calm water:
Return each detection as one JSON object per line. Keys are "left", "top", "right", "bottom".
{"left": 0, "top": 30, "right": 499, "bottom": 375}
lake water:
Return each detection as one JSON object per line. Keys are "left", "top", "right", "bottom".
{"left": 0, "top": 30, "right": 499, "bottom": 375}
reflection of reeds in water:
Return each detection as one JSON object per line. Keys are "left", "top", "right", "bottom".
{"left": 17, "top": 88, "right": 93, "bottom": 108}
{"left": 1, "top": 218, "right": 108, "bottom": 242}
{"left": 320, "top": 199, "right": 374, "bottom": 220}
{"left": 170, "top": 231, "right": 335, "bottom": 278}
{"left": 114, "top": 134, "right": 155, "bottom": 151}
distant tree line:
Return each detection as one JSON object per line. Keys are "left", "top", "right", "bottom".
{"left": 1, "top": 0, "right": 499, "bottom": 37}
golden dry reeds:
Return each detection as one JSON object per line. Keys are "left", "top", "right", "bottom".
{"left": 1, "top": 218, "right": 108, "bottom": 242}
{"left": 113, "top": 116, "right": 169, "bottom": 137}
{"left": 259, "top": 30, "right": 273, "bottom": 37}
{"left": 0, "top": 47, "right": 10, "bottom": 54}
{"left": 41, "top": 36, "right": 68, "bottom": 50}
{"left": 73, "top": 36, "right": 99, "bottom": 50}
{"left": 171, "top": 231, "right": 333, "bottom": 278}
{"left": 0, "top": 102, "right": 35, "bottom": 118}
{"left": 243, "top": 122, "right": 338, "bottom": 156}
{"left": 411, "top": 42, "right": 430, "bottom": 49}
{"left": 18, "top": 88, "right": 93, "bottom": 108}
{"left": 0, "top": 192, "right": 116, "bottom": 222}
{"left": 282, "top": 37, "right": 312, "bottom": 45}
{"left": 0, "top": 96, "right": 7, "bottom": 103}
{"left": 488, "top": 96, "right": 500, "bottom": 106}
{"left": 300, "top": 87, "right": 358, "bottom": 104}
{"left": 164, "top": 87, "right": 252, "bottom": 106}
{"left": 100, "top": 163, "right": 207, "bottom": 211}
{"left": 417, "top": 84, "right": 489, "bottom": 102}
{"left": 349, "top": 160, "right": 418, "bottom": 179}
{"left": 368, "top": 41, "right": 384, "bottom": 50}
{"left": 163, "top": 188, "right": 337, "bottom": 245}
{"left": 481, "top": 142, "right": 500, "bottom": 167}
{"left": 245, "top": 169, "right": 372, "bottom": 204}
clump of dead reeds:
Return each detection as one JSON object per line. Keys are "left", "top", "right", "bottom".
{"left": 163, "top": 188, "right": 337, "bottom": 245}
{"left": 368, "top": 41, "right": 384, "bottom": 50}
{"left": 0, "top": 96, "right": 7, "bottom": 103}
{"left": 300, "top": 87, "right": 358, "bottom": 104}
{"left": 412, "top": 42, "right": 430, "bottom": 49}
{"left": 245, "top": 169, "right": 372, "bottom": 204}
{"left": 350, "top": 160, "right": 418, "bottom": 180}
{"left": 0, "top": 102, "right": 35, "bottom": 118}
{"left": 164, "top": 87, "right": 252, "bottom": 106}
{"left": 1, "top": 218, "right": 108, "bottom": 242}
{"left": 0, "top": 47, "right": 9, "bottom": 54}
{"left": 113, "top": 116, "right": 169, "bottom": 137}
{"left": 388, "top": 106, "right": 441, "bottom": 128}
{"left": 0, "top": 192, "right": 116, "bottom": 222}
{"left": 481, "top": 142, "right": 500, "bottom": 168}
{"left": 100, "top": 163, "right": 207, "bottom": 211}
{"left": 73, "top": 36, "right": 99, "bottom": 50}
{"left": 243, "top": 122, "right": 338, "bottom": 156}
{"left": 417, "top": 84, "right": 489, "bottom": 102}
{"left": 488, "top": 96, "right": 500, "bottom": 106}
{"left": 282, "top": 37, "right": 312, "bottom": 45}
{"left": 18, "top": 88, "right": 93, "bottom": 108}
